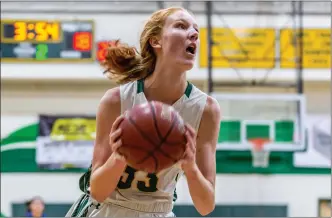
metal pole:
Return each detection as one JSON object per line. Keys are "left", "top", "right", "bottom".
{"left": 297, "top": 0, "right": 304, "bottom": 146}
{"left": 206, "top": 1, "right": 213, "bottom": 94}
{"left": 292, "top": 1, "right": 304, "bottom": 143}
{"left": 297, "top": 1, "right": 304, "bottom": 94}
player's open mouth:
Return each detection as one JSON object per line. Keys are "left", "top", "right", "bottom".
{"left": 186, "top": 44, "right": 196, "bottom": 55}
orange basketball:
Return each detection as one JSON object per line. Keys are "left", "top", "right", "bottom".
{"left": 118, "top": 101, "right": 187, "bottom": 173}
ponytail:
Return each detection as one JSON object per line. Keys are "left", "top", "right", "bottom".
{"left": 102, "top": 7, "right": 185, "bottom": 84}
{"left": 101, "top": 40, "right": 149, "bottom": 84}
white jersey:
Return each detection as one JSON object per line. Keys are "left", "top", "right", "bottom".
{"left": 66, "top": 79, "right": 208, "bottom": 217}
{"left": 104, "top": 79, "right": 207, "bottom": 213}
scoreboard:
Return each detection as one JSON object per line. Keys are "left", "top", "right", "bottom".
{"left": 1, "top": 19, "right": 94, "bottom": 63}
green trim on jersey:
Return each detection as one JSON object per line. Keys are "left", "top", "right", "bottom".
{"left": 136, "top": 79, "right": 193, "bottom": 98}
{"left": 173, "top": 173, "right": 180, "bottom": 202}
{"left": 79, "top": 165, "right": 91, "bottom": 194}
{"left": 71, "top": 194, "right": 91, "bottom": 217}
{"left": 173, "top": 188, "right": 178, "bottom": 202}
{"left": 137, "top": 79, "right": 144, "bottom": 93}
{"left": 184, "top": 82, "right": 193, "bottom": 98}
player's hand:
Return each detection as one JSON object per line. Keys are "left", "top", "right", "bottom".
{"left": 109, "top": 115, "right": 126, "bottom": 162}
{"left": 180, "top": 124, "right": 197, "bottom": 173}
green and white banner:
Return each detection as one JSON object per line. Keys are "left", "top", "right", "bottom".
{"left": 36, "top": 115, "right": 96, "bottom": 169}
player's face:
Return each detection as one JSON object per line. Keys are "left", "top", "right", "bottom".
{"left": 158, "top": 10, "right": 199, "bottom": 71}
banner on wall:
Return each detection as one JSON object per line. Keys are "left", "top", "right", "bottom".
{"left": 280, "top": 28, "right": 331, "bottom": 69}
{"left": 199, "top": 28, "right": 276, "bottom": 68}
{"left": 36, "top": 115, "right": 96, "bottom": 169}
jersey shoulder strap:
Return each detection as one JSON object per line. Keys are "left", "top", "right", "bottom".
{"left": 119, "top": 80, "right": 138, "bottom": 114}
{"left": 182, "top": 84, "right": 208, "bottom": 131}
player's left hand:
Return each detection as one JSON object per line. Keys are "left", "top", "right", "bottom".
{"left": 180, "top": 124, "right": 197, "bottom": 173}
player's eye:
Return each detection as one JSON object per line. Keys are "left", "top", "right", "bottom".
{"left": 176, "top": 23, "right": 186, "bottom": 30}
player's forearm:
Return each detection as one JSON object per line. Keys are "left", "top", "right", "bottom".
{"left": 185, "top": 164, "right": 215, "bottom": 216}
{"left": 90, "top": 153, "right": 126, "bottom": 203}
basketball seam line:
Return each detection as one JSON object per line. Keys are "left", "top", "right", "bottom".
{"left": 127, "top": 104, "right": 185, "bottom": 172}
{"left": 147, "top": 102, "right": 179, "bottom": 170}
{"left": 128, "top": 117, "right": 158, "bottom": 146}
{"left": 149, "top": 102, "right": 164, "bottom": 141}
{"left": 127, "top": 103, "right": 179, "bottom": 172}
{"left": 128, "top": 116, "right": 168, "bottom": 171}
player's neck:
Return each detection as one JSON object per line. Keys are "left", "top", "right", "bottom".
{"left": 144, "top": 66, "right": 187, "bottom": 105}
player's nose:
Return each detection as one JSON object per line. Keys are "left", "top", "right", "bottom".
{"left": 189, "top": 29, "right": 198, "bottom": 42}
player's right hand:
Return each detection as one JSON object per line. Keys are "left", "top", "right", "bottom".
{"left": 109, "top": 115, "right": 126, "bottom": 161}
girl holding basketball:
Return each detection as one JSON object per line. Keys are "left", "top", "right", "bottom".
{"left": 66, "top": 7, "right": 221, "bottom": 217}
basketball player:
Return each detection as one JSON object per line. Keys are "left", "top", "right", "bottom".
{"left": 66, "top": 7, "right": 221, "bottom": 217}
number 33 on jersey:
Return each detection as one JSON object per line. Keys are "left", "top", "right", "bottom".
{"left": 117, "top": 166, "right": 159, "bottom": 192}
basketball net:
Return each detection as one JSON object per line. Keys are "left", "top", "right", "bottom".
{"left": 250, "top": 138, "right": 270, "bottom": 168}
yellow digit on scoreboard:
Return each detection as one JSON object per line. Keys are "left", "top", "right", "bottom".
{"left": 13, "top": 21, "right": 27, "bottom": 41}
{"left": 1, "top": 20, "right": 61, "bottom": 43}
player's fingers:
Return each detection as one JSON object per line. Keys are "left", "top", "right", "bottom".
{"left": 180, "top": 151, "right": 188, "bottom": 163}
{"left": 110, "top": 115, "right": 124, "bottom": 133}
{"left": 185, "top": 124, "right": 196, "bottom": 139}
{"left": 185, "top": 126, "right": 197, "bottom": 154}
{"left": 112, "top": 138, "right": 122, "bottom": 152}
{"left": 185, "top": 131, "right": 196, "bottom": 153}
{"left": 110, "top": 128, "right": 122, "bottom": 143}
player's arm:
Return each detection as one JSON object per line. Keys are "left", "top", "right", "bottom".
{"left": 89, "top": 87, "right": 127, "bottom": 203}
{"left": 184, "top": 96, "right": 220, "bottom": 216}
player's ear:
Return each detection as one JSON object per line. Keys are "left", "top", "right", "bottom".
{"left": 149, "top": 37, "right": 161, "bottom": 49}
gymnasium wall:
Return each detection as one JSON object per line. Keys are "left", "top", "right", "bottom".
{"left": 1, "top": 80, "right": 330, "bottom": 115}
{"left": 1, "top": 13, "right": 330, "bottom": 81}
{"left": 1, "top": 8, "right": 330, "bottom": 218}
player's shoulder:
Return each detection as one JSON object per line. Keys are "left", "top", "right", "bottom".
{"left": 96, "top": 87, "right": 122, "bottom": 118}
{"left": 202, "top": 95, "right": 221, "bottom": 121}
{"left": 100, "top": 87, "right": 121, "bottom": 108}
{"left": 189, "top": 85, "right": 220, "bottom": 119}
{"left": 100, "top": 80, "right": 137, "bottom": 105}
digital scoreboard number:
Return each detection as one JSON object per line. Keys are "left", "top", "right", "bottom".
{"left": 1, "top": 19, "right": 94, "bottom": 63}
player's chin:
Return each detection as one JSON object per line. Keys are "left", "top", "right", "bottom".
{"left": 178, "top": 60, "right": 195, "bottom": 71}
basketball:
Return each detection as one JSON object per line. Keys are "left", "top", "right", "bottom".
{"left": 118, "top": 101, "right": 187, "bottom": 173}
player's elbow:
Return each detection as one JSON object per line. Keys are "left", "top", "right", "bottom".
{"left": 89, "top": 174, "right": 110, "bottom": 203}
{"left": 90, "top": 185, "right": 108, "bottom": 203}
{"left": 198, "top": 202, "right": 215, "bottom": 216}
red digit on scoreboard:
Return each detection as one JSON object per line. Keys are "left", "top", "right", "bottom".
{"left": 97, "top": 40, "right": 117, "bottom": 63}
{"left": 73, "top": 32, "right": 92, "bottom": 52}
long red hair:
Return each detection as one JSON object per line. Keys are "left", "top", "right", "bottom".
{"left": 101, "top": 7, "right": 186, "bottom": 84}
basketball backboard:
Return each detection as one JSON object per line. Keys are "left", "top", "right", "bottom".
{"left": 212, "top": 93, "right": 306, "bottom": 152}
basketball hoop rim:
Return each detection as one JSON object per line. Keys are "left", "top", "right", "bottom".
{"left": 249, "top": 138, "right": 271, "bottom": 168}
{"left": 249, "top": 138, "right": 271, "bottom": 151}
